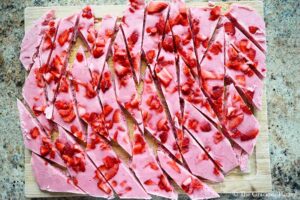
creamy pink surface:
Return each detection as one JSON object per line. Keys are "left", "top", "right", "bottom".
{"left": 88, "top": 15, "right": 117, "bottom": 88}
{"left": 155, "top": 33, "right": 181, "bottom": 126}
{"left": 121, "top": 0, "right": 145, "bottom": 82}
{"left": 78, "top": 6, "right": 96, "bottom": 50}
{"left": 169, "top": 0, "right": 198, "bottom": 75}
{"left": 22, "top": 57, "right": 53, "bottom": 135}
{"left": 17, "top": 99, "right": 65, "bottom": 167}
{"left": 178, "top": 57, "right": 219, "bottom": 125}
{"left": 224, "top": 31, "right": 263, "bottom": 110}
{"left": 130, "top": 126, "right": 177, "bottom": 199}
{"left": 157, "top": 150, "right": 219, "bottom": 200}
{"left": 112, "top": 29, "right": 144, "bottom": 130}
{"left": 224, "top": 18, "right": 266, "bottom": 79}
{"left": 190, "top": 6, "right": 220, "bottom": 62}
{"left": 233, "top": 144, "right": 249, "bottom": 173}
{"left": 224, "top": 84, "right": 259, "bottom": 155}
{"left": 178, "top": 128, "right": 224, "bottom": 182}
{"left": 225, "top": 4, "right": 267, "bottom": 53}
{"left": 44, "top": 14, "right": 78, "bottom": 102}
{"left": 183, "top": 102, "right": 238, "bottom": 173}
{"left": 141, "top": 68, "right": 181, "bottom": 160}
{"left": 200, "top": 24, "right": 225, "bottom": 117}
{"left": 20, "top": 10, "right": 55, "bottom": 71}
{"left": 98, "top": 62, "right": 132, "bottom": 154}
{"left": 52, "top": 76, "right": 86, "bottom": 142}
{"left": 142, "top": 1, "right": 169, "bottom": 71}
{"left": 86, "top": 126, "right": 150, "bottom": 199}
{"left": 57, "top": 126, "right": 113, "bottom": 198}
{"left": 31, "top": 153, "right": 84, "bottom": 194}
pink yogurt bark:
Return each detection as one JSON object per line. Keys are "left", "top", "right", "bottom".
{"left": 98, "top": 62, "right": 132, "bottom": 155}
{"left": 88, "top": 15, "right": 117, "bottom": 89}
{"left": 55, "top": 126, "right": 113, "bottom": 198}
{"left": 31, "top": 153, "right": 84, "bottom": 194}
{"left": 112, "top": 29, "right": 144, "bottom": 130}
{"left": 52, "top": 76, "right": 86, "bottom": 142}
{"left": 155, "top": 32, "right": 181, "bottom": 126}
{"left": 233, "top": 144, "right": 249, "bottom": 173}
{"left": 183, "top": 101, "right": 238, "bottom": 173}
{"left": 86, "top": 126, "right": 150, "bottom": 199}
{"left": 142, "top": 1, "right": 169, "bottom": 71}
{"left": 200, "top": 24, "right": 225, "bottom": 119}
{"left": 225, "top": 4, "right": 267, "bottom": 53}
{"left": 176, "top": 128, "right": 224, "bottom": 183}
{"left": 169, "top": 0, "right": 198, "bottom": 75}
{"left": 224, "top": 34, "right": 263, "bottom": 110}
{"left": 44, "top": 13, "right": 78, "bottom": 102}
{"left": 157, "top": 150, "right": 220, "bottom": 200}
{"left": 223, "top": 18, "right": 266, "bottom": 79}
{"left": 17, "top": 99, "right": 64, "bottom": 167}
{"left": 223, "top": 84, "right": 260, "bottom": 155}
{"left": 141, "top": 68, "right": 182, "bottom": 160}
{"left": 120, "top": 0, "right": 146, "bottom": 83}
{"left": 190, "top": 5, "right": 221, "bottom": 62}
{"left": 20, "top": 10, "right": 55, "bottom": 71}
{"left": 130, "top": 126, "right": 177, "bottom": 199}
{"left": 22, "top": 57, "right": 53, "bottom": 135}
{"left": 69, "top": 46, "right": 108, "bottom": 141}
{"left": 78, "top": 6, "right": 96, "bottom": 50}
{"left": 178, "top": 57, "right": 219, "bottom": 125}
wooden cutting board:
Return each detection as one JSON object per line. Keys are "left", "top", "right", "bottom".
{"left": 23, "top": 1, "right": 272, "bottom": 198}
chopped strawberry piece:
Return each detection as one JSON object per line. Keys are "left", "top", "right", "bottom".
{"left": 133, "top": 134, "right": 146, "bottom": 155}
{"left": 209, "top": 6, "right": 221, "bottom": 21}
{"left": 167, "top": 160, "right": 180, "bottom": 173}
{"left": 93, "top": 47, "right": 104, "bottom": 58}
{"left": 162, "top": 37, "right": 174, "bottom": 52}
{"left": 112, "top": 110, "right": 121, "bottom": 123}
{"left": 40, "top": 145, "right": 50, "bottom": 156}
{"left": 144, "top": 179, "right": 155, "bottom": 185}
{"left": 157, "top": 118, "right": 170, "bottom": 132}
{"left": 241, "top": 129, "right": 259, "bottom": 141}
{"left": 224, "top": 22, "right": 236, "bottom": 36}
{"left": 76, "top": 52, "right": 84, "bottom": 62}
{"left": 103, "top": 105, "right": 113, "bottom": 117}
{"left": 249, "top": 26, "right": 259, "bottom": 34}
{"left": 58, "top": 29, "right": 69, "bottom": 46}
{"left": 156, "top": 68, "right": 172, "bottom": 87}
{"left": 29, "top": 127, "right": 40, "bottom": 139}
{"left": 159, "top": 132, "right": 168, "bottom": 144}
{"left": 87, "top": 33, "right": 95, "bottom": 44}
{"left": 146, "top": 50, "right": 155, "bottom": 63}
{"left": 148, "top": 162, "right": 159, "bottom": 170}
{"left": 158, "top": 175, "right": 172, "bottom": 192}
{"left": 213, "top": 132, "right": 224, "bottom": 144}
{"left": 199, "top": 121, "right": 211, "bottom": 132}
{"left": 128, "top": 30, "right": 139, "bottom": 47}
{"left": 147, "top": 1, "right": 168, "bottom": 14}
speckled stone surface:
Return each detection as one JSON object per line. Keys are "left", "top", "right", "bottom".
{"left": 0, "top": 0, "right": 299, "bottom": 199}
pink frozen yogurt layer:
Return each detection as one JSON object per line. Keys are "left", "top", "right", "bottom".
{"left": 200, "top": 24, "right": 225, "bottom": 118}
{"left": 130, "top": 126, "right": 178, "bottom": 199}
{"left": 112, "top": 29, "right": 144, "bottom": 130}
{"left": 86, "top": 126, "right": 150, "bottom": 199}
{"left": 44, "top": 13, "right": 78, "bottom": 103}
{"left": 233, "top": 144, "right": 249, "bottom": 173}
{"left": 141, "top": 68, "right": 182, "bottom": 160}
{"left": 157, "top": 150, "right": 219, "bottom": 200}
{"left": 20, "top": 10, "right": 55, "bottom": 71}
{"left": 142, "top": 1, "right": 169, "bottom": 71}
{"left": 22, "top": 57, "right": 53, "bottom": 135}
{"left": 177, "top": 128, "right": 224, "bottom": 183}
{"left": 178, "top": 57, "right": 219, "bottom": 125}
{"left": 223, "top": 18, "right": 266, "bottom": 79}
{"left": 183, "top": 101, "right": 238, "bottom": 174}
{"left": 55, "top": 126, "right": 113, "bottom": 198}
{"left": 17, "top": 99, "right": 65, "bottom": 167}
{"left": 121, "top": 0, "right": 146, "bottom": 83}
{"left": 190, "top": 5, "right": 221, "bottom": 63}
{"left": 78, "top": 6, "right": 96, "bottom": 51}
{"left": 98, "top": 62, "right": 132, "bottom": 154}
{"left": 31, "top": 153, "right": 84, "bottom": 194}
{"left": 223, "top": 84, "right": 260, "bottom": 155}
{"left": 225, "top": 4, "right": 267, "bottom": 53}
{"left": 88, "top": 15, "right": 117, "bottom": 89}
{"left": 155, "top": 33, "right": 181, "bottom": 126}
{"left": 52, "top": 76, "right": 86, "bottom": 142}
{"left": 169, "top": 0, "right": 198, "bottom": 75}
{"left": 69, "top": 46, "right": 108, "bottom": 141}
{"left": 224, "top": 35, "right": 263, "bottom": 110}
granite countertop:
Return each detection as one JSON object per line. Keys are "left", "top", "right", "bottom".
{"left": 0, "top": 0, "right": 299, "bottom": 199}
